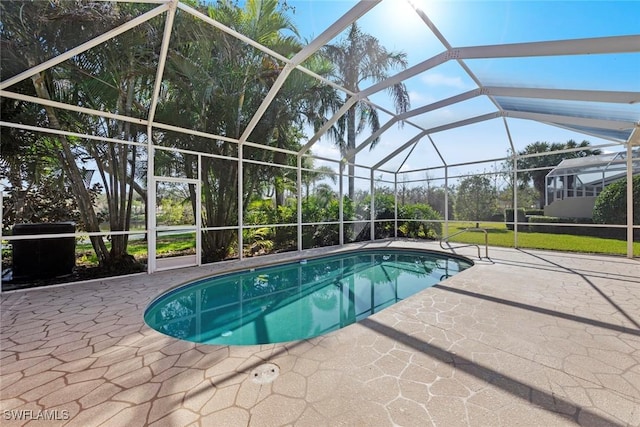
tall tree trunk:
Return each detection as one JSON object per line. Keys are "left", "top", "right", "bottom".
{"left": 30, "top": 72, "right": 110, "bottom": 265}
{"left": 347, "top": 107, "right": 357, "bottom": 200}
{"left": 107, "top": 76, "right": 138, "bottom": 265}
{"left": 274, "top": 151, "right": 286, "bottom": 208}
{"left": 534, "top": 176, "right": 546, "bottom": 209}
{"left": 201, "top": 157, "right": 238, "bottom": 262}
{"left": 184, "top": 154, "right": 198, "bottom": 222}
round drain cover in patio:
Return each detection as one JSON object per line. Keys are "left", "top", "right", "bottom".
{"left": 250, "top": 363, "right": 279, "bottom": 384}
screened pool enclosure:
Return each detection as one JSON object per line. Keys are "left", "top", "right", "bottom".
{"left": 1, "top": 0, "right": 639, "bottom": 286}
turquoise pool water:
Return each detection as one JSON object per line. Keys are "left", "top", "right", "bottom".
{"left": 144, "top": 249, "right": 473, "bottom": 345}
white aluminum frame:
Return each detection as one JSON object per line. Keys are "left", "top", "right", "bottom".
{"left": 1, "top": 0, "right": 638, "bottom": 288}
{"left": 151, "top": 175, "right": 201, "bottom": 272}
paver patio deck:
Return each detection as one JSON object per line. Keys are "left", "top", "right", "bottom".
{"left": 1, "top": 241, "right": 639, "bottom": 426}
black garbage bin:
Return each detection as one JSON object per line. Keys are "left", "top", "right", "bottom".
{"left": 12, "top": 222, "right": 76, "bottom": 280}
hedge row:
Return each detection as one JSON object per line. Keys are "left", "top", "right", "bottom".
{"left": 504, "top": 208, "right": 544, "bottom": 230}
{"left": 505, "top": 213, "right": 638, "bottom": 240}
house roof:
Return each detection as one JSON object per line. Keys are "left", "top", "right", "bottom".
{"left": 546, "top": 149, "right": 640, "bottom": 188}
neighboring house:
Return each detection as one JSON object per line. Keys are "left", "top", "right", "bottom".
{"left": 544, "top": 149, "right": 640, "bottom": 218}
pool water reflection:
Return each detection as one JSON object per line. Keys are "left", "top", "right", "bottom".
{"left": 144, "top": 250, "right": 473, "bottom": 345}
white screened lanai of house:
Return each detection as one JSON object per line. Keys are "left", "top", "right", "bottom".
{"left": 0, "top": 0, "right": 638, "bottom": 281}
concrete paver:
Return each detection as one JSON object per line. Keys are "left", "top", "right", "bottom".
{"left": 1, "top": 241, "right": 639, "bottom": 426}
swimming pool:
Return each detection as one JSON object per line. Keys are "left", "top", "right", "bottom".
{"left": 144, "top": 249, "right": 473, "bottom": 345}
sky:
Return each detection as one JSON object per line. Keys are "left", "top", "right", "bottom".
{"left": 5, "top": 0, "right": 638, "bottom": 192}
{"left": 278, "top": 0, "right": 640, "bottom": 187}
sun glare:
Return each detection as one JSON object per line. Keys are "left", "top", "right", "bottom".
{"left": 378, "top": 0, "right": 426, "bottom": 31}
{"left": 404, "top": 0, "right": 447, "bottom": 25}
{"left": 361, "top": 0, "right": 447, "bottom": 54}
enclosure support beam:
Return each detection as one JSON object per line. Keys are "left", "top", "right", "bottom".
{"left": 0, "top": 91, "right": 147, "bottom": 127}
{"left": 297, "top": 155, "right": 303, "bottom": 252}
{"left": 344, "top": 83, "right": 638, "bottom": 164}
{"left": 513, "top": 156, "right": 519, "bottom": 249}
{"left": 503, "top": 118, "right": 518, "bottom": 249}
{"left": 348, "top": 120, "right": 398, "bottom": 161}
{"left": 146, "top": 0, "right": 177, "bottom": 273}
{"left": 239, "top": 64, "right": 294, "bottom": 145}
{"left": 370, "top": 169, "right": 375, "bottom": 241}
{"left": 147, "top": 145, "right": 156, "bottom": 273}
{"left": 360, "top": 53, "right": 448, "bottom": 100}
{"left": 398, "top": 139, "right": 421, "bottom": 174}
{"left": 374, "top": 112, "right": 501, "bottom": 170}
{"left": 177, "top": 2, "right": 290, "bottom": 64}
{"left": 0, "top": 3, "right": 170, "bottom": 91}
{"left": 339, "top": 162, "right": 344, "bottom": 246}
{"left": 627, "top": 133, "right": 637, "bottom": 259}
{"left": 197, "top": 155, "right": 202, "bottom": 266}
{"left": 505, "top": 110, "right": 636, "bottom": 132}
{"left": 0, "top": 188, "right": 3, "bottom": 293}
{"left": 301, "top": 97, "right": 358, "bottom": 155}
{"left": 309, "top": 52, "right": 450, "bottom": 158}
{"left": 238, "top": 146, "right": 244, "bottom": 261}
{"left": 427, "top": 135, "right": 447, "bottom": 169}
{"left": 347, "top": 89, "right": 482, "bottom": 162}
{"left": 394, "top": 173, "right": 398, "bottom": 239}
{"left": 289, "top": 1, "right": 380, "bottom": 66}
{"left": 444, "top": 167, "right": 449, "bottom": 238}
{"left": 485, "top": 86, "right": 640, "bottom": 104}
{"left": 0, "top": 122, "right": 148, "bottom": 148}
{"left": 455, "top": 35, "right": 640, "bottom": 59}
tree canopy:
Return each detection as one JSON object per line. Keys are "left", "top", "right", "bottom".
{"left": 592, "top": 175, "right": 640, "bottom": 225}
{"left": 455, "top": 175, "right": 498, "bottom": 221}
{"left": 323, "top": 23, "right": 410, "bottom": 199}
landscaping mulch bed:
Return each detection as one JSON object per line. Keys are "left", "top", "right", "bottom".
{"left": 1, "top": 262, "right": 147, "bottom": 291}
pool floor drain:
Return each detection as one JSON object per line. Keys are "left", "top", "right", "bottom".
{"left": 250, "top": 363, "right": 279, "bottom": 384}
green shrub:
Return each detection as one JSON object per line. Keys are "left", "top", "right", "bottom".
{"left": 504, "top": 208, "right": 526, "bottom": 230}
{"left": 526, "top": 215, "right": 636, "bottom": 240}
{"left": 397, "top": 203, "right": 442, "bottom": 239}
{"left": 302, "top": 196, "right": 355, "bottom": 248}
{"left": 527, "top": 215, "right": 592, "bottom": 224}
{"left": 527, "top": 215, "right": 561, "bottom": 224}
{"left": 524, "top": 209, "right": 544, "bottom": 216}
{"left": 592, "top": 175, "right": 640, "bottom": 225}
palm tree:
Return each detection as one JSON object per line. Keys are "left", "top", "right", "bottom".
{"left": 302, "top": 165, "right": 338, "bottom": 199}
{"left": 72, "top": 8, "right": 157, "bottom": 267}
{"left": 157, "top": 0, "right": 316, "bottom": 261}
{"left": 301, "top": 158, "right": 337, "bottom": 201}
{"left": 323, "top": 23, "right": 410, "bottom": 199}
{"left": 1, "top": 1, "right": 153, "bottom": 268}
{"left": 259, "top": 61, "right": 342, "bottom": 207}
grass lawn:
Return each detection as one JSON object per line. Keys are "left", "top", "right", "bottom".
{"left": 68, "top": 223, "right": 639, "bottom": 267}
{"left": 444, "top": 222, "right": 640, "bottom": 257}
{"left": 3, "top": 224, "right": 633, "bottom": 288}
{"left": 76, "top": 233, "right": 196, "bottom": 266}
